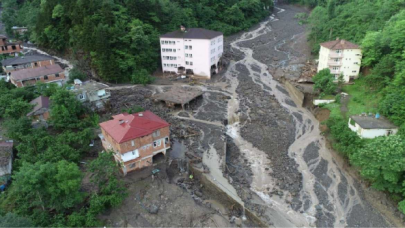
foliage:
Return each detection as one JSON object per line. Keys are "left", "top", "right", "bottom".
{"left": 326, "top": 116, "right": 363, "bottom": 157}
{"left": 0, "top": 213, "right": 33, "bottom": 227}
{"left": 313, "top": 68, "right": 336, "bottom": 96}
{"left": 2, "top": 0, "right": 272, "bottom": 83}
{"left": 67, "top": 67, "right": 87, "bottom": 84}
{"left": 294, "top": 12, "right": 308, "bottom": 25}
{"left": 122, "top": 105, "right": 145, "bottom": 114}
{"left": 351, "top": 136, "right": 405, "bottom": 193}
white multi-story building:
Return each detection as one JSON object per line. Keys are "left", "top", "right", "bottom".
{"left": 317, "top": 38, "right": 362, "bottom": 82}
{"left": 160, "top": 26, "right": 223, "bottom": 78}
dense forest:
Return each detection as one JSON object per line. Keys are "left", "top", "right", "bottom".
{"left": 2, "top": 0, "right": 273, "bottom": 83}
{"left": 295, "top": 0, "right": 405, "bottom": 213}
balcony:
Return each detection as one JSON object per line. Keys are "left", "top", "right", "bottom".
{"left": 330, "top": 69, "right": 341, "bottom": 75}
{"left": 328, "top": 61, "right": 342, "bottom": 66}
{"left": 329, "top": 52, "right": 344, "bottom": 58}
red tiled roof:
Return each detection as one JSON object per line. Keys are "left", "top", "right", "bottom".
{"left": 10, "top": 64, "right": 63, "bottom": 81}
{"left": 320, "top": 39, "right": 360, "bottom": 50}
{"left": 99, "top": 111, "right": 170, "bottom": 143}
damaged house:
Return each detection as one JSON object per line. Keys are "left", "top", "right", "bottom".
{"left": 99, "top": 111, "right": 171, "bottom": 175}
{"left": 69, "top": 80, "right": 111, "bottom": 110}
{"left": 0, "top": 35, "right": 22, "bottom": 56}
{"left": 2, "top": 54, "right": 55, "bottom": 73}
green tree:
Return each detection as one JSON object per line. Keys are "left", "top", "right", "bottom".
{"left": 0, "top": 213, "right": 33, "bottom": 227}
{"left": 10, "top": 161, "right": 84, "bottom": 215}
{"left": 351, "top": 135, "right": 405, "bottom": 193}
{"left": 313, "top": 68, "right": 337, "bottom": 96}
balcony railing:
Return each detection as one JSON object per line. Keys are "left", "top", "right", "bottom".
{"left": 330, "top": 70, "right": 341, "bottom": 75}
{"left": 328, "top": 61, "right": 342, "bottom": 66}
{"left": 329, "top": 52, "right": 344, "bottom": 58}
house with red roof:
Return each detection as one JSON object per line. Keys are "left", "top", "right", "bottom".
{"left": 317, "top": 38, "right": 362, "bottom": 82}
{"left": 99, "top": 111, "right": 170, "bottom": 175}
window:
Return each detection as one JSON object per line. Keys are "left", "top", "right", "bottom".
{"left": 185, "top": 53, "right": 188, "bottom": 57}
{"left": 165, "top": 137, "right": 169, "bottom": 144}
{"left": 354, "top": 62, "right": 359, "bottom": 64}
{"left": 173, "top": 49, "right": 176, "bottom": 53}
{"left": 44, "top": 75, "right": 48, "bottom": 80}
{"left": 185, "top": 45, "right": 188, "bottom": 49}
{"left": 153, "top": 141, "right": 157, "bottom": 147}
{"left": 34, "top": 62, "right": 38, "bottom": 67}
{"left": 190, "top": 62, "right": 193, "bottom": 66}
{"left": 55, "top": 73, "right": 60, "bottom": 77}
{"left": 153, "top": 130, "right": 160, "bottom": 137}
{"left": 156, "top": 139, "right": 161, "bottom": 147}
{"left": 163, "top": 64, "right": 167, "bottom": 67}
{"left": 352, "top": 71, "right": 357, "bottom": 73}
{"left": 129, "top": 163, "right": 136, "bottom": 168}
{"left": 186, "top": 61, "right": 189, "bottom": 65}
{"left": 189, "top": 54, "right": 192, "bottom": 58}
{"left": 161, "top": 41, "right": 164, "bottom": 44}
{"left": 211, "top": 49, "right": 215, "bottom": 54}
{"left": 12, "top": 45, "right": 16, "bottom": 50}
{"left": 165, "top": 41, "right": 168, "bottom": 44}
{"left": 131, "top": 140, "right": 135, "bottom": 146}
{"left": 132, "top": 149, "right": 139, "bottom": 158}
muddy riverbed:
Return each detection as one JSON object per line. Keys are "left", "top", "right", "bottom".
{"left": 21, "top": 3, "right": 403, "bottom": 227}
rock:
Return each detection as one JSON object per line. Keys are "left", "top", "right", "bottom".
{"left": 149, "top": 204, "right": 159, "bottom": 214}
{"left": 194, "top": 190, "right": 203, "bottom": 197}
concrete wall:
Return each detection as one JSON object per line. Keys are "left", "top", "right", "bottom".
{"left": 284, "top": 81, "right": 304, "bottom": 107}
{"left": 341, "top": 49, "right": 362, "bottom": 82}
{"left": 313, "top": 99, "right": 335, "bottom": 105}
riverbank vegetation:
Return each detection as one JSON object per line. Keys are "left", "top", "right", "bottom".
{"left": 300, "top": 0, "right": 405, "bottom": 213}
{"left": 2, "top": 0, "right": 273, "bottom": 83}
{"left": 0, "top": 81, "right": 127, "bottom": 226}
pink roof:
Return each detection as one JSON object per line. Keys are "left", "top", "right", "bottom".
{"left": 320, "top": 39, "right": 360, "bottom": 50}
{"left": 99, "top": 111, "right": 170, "bottom": 143}
{"left": 10, "top": 64, "right": 63, "bottom": 81}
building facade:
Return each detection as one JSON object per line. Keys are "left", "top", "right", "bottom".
{"left": 9, "top": 64, "right": 65, "bottom": 88}
{"left": 160, "top": 27, "right": 223, "bottom": 78}
{"left": 99, "top": 111, "right": 170, "bottom": 175}
{"left": 2, "top": 55, "right": 55, "bottom": 73}
{"left": 317, "top": 38, "right": 362, "bottom": 82}
{"left": 0, "top": 35, "right": 22, "bottom": 56}
{"left": 348, "top": 115, "right": 398, "bottom": 139}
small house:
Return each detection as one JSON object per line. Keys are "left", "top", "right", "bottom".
{"left": 12, "top": 26, "right": 28, "bottom": 35}
{"left": 0, "top": 142, "right": 13, "bottom": 190}
{"left": 0, "top": 35, "right": 22, "bottom": 56}
{"left": 70, "top": 80, "right": 110, "bottom": 110}
{"left": 99, "top": 111, "right": 171, "bottom": 175}
{"left": 348, "top": 115, "right": 398, "bottom": 139}
{"left": 27, "top": 96, "right": 50, "bottom": 122}
{"left": 9, "top": 64, "right": 65, "bottom": 88}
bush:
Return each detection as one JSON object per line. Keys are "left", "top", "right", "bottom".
{"left": 67, "top": 67, "right": 87, "bottom": 84}
{"left": 313, "top": 69, "right": 337, "bottom": 96}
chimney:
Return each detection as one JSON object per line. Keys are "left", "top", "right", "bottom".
{"left": 119, "top": 119, "right": 125, "bottom": 125}
{"left": 341, "top": 40, "right": 345, "bottom": 45}
{"left": 139, "top": 112, "right": 143, "bottom": 117}
{"left": 180, "top": 25, "right": 186, "bottom": 32}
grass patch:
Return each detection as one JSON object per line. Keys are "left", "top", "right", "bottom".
{"left": 323, "top": 102, "right": 342, "bottom": 119}
{"left": 318, "top": 94, "right": 335, "bottom": 100}
{"left": 343, "top": 77, "right": 380, "bottom": 116}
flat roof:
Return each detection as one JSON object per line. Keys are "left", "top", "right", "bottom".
{"left": 161, "top": 28, "right": 222, "bottom": 40}
{"left": 351, "top": 115, "right": 397, "bottom": 129}
{"left": 153, "top": 86, "right": 204, "bottom": 105}
{"left": 2, "top": 55, "right": 54, "bottom": 66}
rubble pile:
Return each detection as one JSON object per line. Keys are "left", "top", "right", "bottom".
{"left": 297, "top": 61, "right": 317, "bottom": 83}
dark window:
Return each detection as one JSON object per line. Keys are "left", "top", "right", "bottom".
{"left": 55, "top": 73, "right": 60, "bottom": 77}
{"left": 34, "top": 62, "right": 38, "bottom": 67}
{"left": 44, "top": 75, "right": 48, "bottom": 80}
{"left": 12, "top": 45, "right": 16, "bottom": 50}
